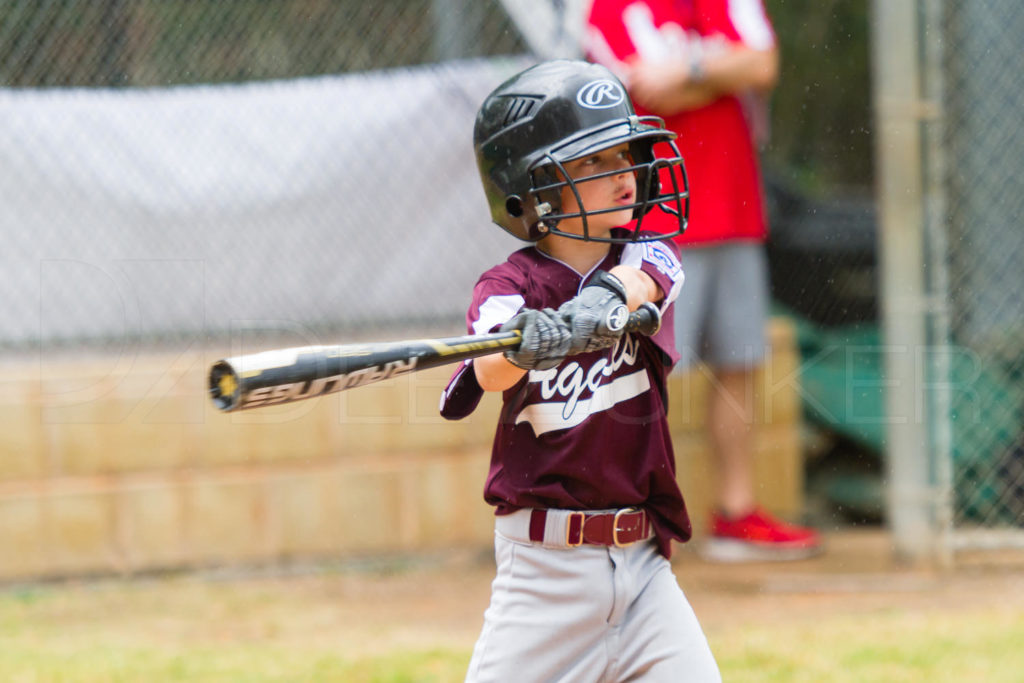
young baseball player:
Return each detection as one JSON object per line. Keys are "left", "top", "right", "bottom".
{"left": 441, "top": 60, "right": 721, "bottom": 682}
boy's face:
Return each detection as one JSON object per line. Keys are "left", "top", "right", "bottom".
{"left": 556, "top": 142, "right": 637, "bottom": 238}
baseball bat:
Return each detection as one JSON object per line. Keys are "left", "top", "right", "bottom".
{"left": 209, "top": 302, "right": 661, "bottom": 412}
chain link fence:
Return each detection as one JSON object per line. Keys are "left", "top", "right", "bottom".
{"left": 929, "top": 0, "right": 1024, "bottom": 545}
{"left": 1, "top": 0, "right": 532, "bottom": 353}
{"left": 1, "top": 0, "right": 879, "bottom": 357}
{"left": 0, "top": 0, "right": 525, "bottom": 87}
{"left": 3, "top": 0, "right": 1019, "bottom": 551}
{"left": 1, "top": 0, "right": 880, "bottom": 358}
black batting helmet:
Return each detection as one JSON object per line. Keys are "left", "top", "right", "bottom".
{"left": 473, "top": 59, "right": 689, "bottom": 243}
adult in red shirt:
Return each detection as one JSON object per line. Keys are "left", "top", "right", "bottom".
{"left": 586, "top": 0, "right": 821, "bottom": 561}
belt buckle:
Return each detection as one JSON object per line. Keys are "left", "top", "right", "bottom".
{"left": 612, "top": 507, "right": 642, "bottom": 547}
{"left": 566, "top": 511, "right": 585, "bottom": 547}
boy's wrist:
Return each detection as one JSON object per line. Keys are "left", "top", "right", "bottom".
{"left": 586, "top": 270, "right": 628, "bottom": 303}
{"left": 608, "top": 265, "right": 662, "bottom": 309}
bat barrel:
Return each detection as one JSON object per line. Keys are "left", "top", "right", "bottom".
{"left": 208, "top": 332, "right": 522, "bottom": 412}
{"left": 207, "top": 307, "right": 658, "bottom": 413}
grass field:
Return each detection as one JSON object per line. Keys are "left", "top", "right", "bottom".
{"left": 2, "top": 532, "right": 1022, "bottom": 682}
{"left": 2, "top": 595, "right": 1022, "bottom": 682}
{"left": 711, "top": 609, "right": 1024, "bottom": 682}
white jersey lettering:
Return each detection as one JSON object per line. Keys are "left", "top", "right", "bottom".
{"left": 524, "top": 334, "right": 644, "bottom": 432}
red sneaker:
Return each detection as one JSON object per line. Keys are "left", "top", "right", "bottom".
{"left": 702, "top": 508, "right": 822, "bottom": 562}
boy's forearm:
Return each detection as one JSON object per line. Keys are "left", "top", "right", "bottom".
{"left": 609, "top": 265, "right": 663, "bottom": 311}
{"left": 474, "top": 353, "right": 527, "bottom": 392}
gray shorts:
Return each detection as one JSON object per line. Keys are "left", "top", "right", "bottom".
{"left": 674, "top": 242, "right": 769, "bottom": 370}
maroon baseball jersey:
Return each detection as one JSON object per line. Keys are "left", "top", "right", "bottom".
{"left": 441, "top": 231, "right": 691, "bottom": 556}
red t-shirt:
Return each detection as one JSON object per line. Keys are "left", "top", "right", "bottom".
{"left": 441, "top": 233, "right": 691, "bottom": 556}
{"left": 586, "top": 0, "right": 775, "bottom": 246}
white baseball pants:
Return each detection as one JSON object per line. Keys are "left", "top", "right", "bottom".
{"left": 465, "top": 517, "right": 721, "bottom": 682}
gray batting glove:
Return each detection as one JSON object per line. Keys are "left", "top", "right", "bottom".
{"left": 500, "top": 307, "right": 572, "bottom": 371}
{"left": 558, "top": 270, "right": 630, "bottom": 355}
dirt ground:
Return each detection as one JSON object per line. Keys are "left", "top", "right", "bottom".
{"left": 186, "top": 527, "right": 1024, "bottom": 655}
{"left": 5, "top": 526, "right": 1024, "bottom": 682}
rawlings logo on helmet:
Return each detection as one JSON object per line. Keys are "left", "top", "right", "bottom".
{"left": 576, "top": 79, "right": 625, "bottom": 109}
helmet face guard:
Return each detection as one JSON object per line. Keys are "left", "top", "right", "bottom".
{"left": 474, "top": 60, "right": 690, "bottom": 244}
{"left": 528, "top": 117, "right": 690, "bottom": 243}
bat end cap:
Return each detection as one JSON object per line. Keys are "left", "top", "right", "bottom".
{"left": 208, "top": 361, "right": 240, "bottom": 411}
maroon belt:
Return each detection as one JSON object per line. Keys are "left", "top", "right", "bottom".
{"left": 529, "top": 508, "right": 651, "bottom": 548}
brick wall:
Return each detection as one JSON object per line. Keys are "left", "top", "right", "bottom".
{"left": 0, "top": 319, "right": 802, "bottom": 581}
